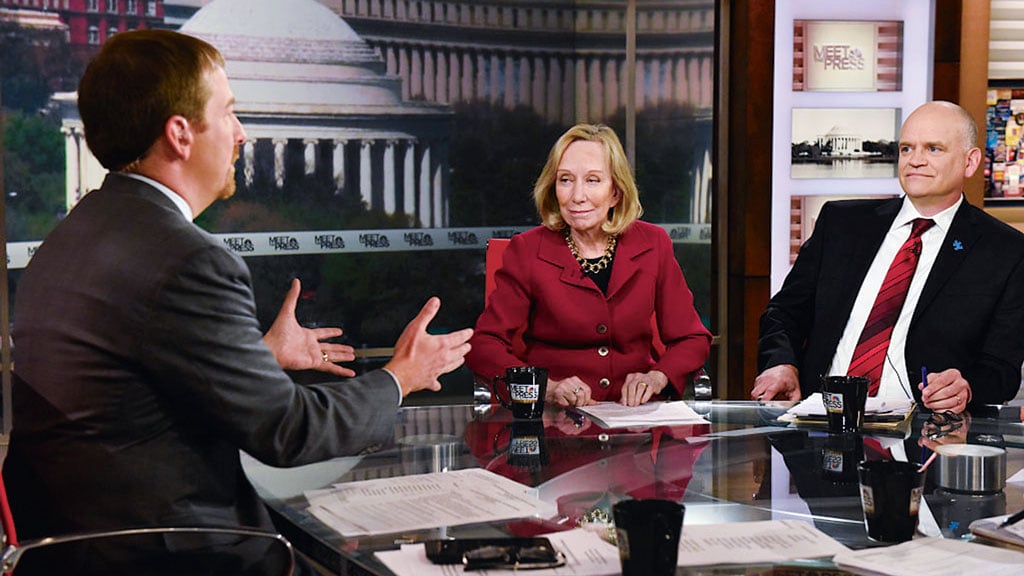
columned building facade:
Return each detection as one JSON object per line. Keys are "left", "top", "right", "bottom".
{"left": 320, "top": 0, "right": 715, "bottom": 222}
{"left": 58, "top": 0, "right": 452, "bottom": 228}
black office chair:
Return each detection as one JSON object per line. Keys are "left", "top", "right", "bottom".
{"left": 0, "top": 472, "right": 295, "bottom": 575}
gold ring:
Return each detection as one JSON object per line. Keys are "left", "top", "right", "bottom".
{"left": 638, "top": 381, "right": 648, "bottom": 388}
{"left": 322, "top": 352, "right": 330, "bottom": 363}
{"left": 572, "top": 386, "right": 582, "bottom": 394}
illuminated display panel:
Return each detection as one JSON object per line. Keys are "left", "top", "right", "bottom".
{"left": 793, "top": 20, "right": 903, "bottom": 92}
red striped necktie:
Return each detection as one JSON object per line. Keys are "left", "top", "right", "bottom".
{"left": 848, "top": 218, "right": 935, "bottom": 396}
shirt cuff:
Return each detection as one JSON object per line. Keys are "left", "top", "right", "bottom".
{"left": 381, "top": 367, "right": 403, "bottom": 407}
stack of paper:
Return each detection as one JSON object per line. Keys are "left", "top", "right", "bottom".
{"left": 970, "top": 512, "right": 1024, "bottom": 550}
{"left": 833, "top": 537, "right": 1024, "bottom": 575}
{"left": 778, "top": 392, "right": 915, "bottom": 432}
{"left": 784, "top": 392, "right": 914, "bottom": 419}
{"left": 305, "top": 468, "right": 552, "bottom": 537}
{"left": 574, "top": 400, "right": 710, "bottom": 429}
{"left": 678, "top": 520, "right": 848, "bottom": 566}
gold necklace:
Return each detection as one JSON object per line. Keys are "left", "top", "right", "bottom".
{"left": 565, "top": 230, "right": 617, "bottom": 273}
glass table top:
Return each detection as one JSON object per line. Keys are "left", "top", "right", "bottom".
{"left": 242, "top": 400, "right": 1024, "bottom": 575}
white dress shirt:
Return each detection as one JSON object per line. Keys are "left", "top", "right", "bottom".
{"left": 121, "top": 172, "right": 195, "bottom": 221}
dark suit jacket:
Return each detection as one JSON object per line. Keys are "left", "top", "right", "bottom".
{"left": 758, "top": 197, "right": 1024, "bottom": 405}
{"left": 4, "top": 173, "right": 400, "bottom": 539}
{"left": 466, "top": 222, "right": 711, "bottom": 401}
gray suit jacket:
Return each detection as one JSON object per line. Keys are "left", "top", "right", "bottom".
{"left": 4, "top": 173, "right": 399, "bottom": 538}
{"left": 758, "top": 197, "right": 1024, "bottom": 405}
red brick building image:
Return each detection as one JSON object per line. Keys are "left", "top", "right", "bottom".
{"left": 0, "top": 0, "right": 163, "bottom": 50}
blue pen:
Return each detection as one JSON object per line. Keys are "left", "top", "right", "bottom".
{"left": 920, "top": 366, "right": 929, "bottom": 467}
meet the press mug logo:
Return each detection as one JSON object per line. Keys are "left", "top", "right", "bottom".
{"left": 823, "top": 392, "right": 845, "bottom": 414}
{"left": 510, "top": 383, "right": 540, "bottom": 403}
{"left": 510, "top": 436, "right": 541, "bottom": 456}
{"left": 909, "top": 486, "right": 923, "bottom": 515}
{"left": 822, "top": 449, "right": 844, "bottom": 473}
{"left": 860, "top": 485, "right": 875, "bottom": 515}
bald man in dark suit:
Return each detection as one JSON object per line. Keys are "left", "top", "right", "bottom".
{"left": 754, "top": 101, "right": 1024, "bottom": 411}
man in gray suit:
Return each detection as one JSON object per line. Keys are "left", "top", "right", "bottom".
{"left": 3, "top": 28, "right": 473, "bottom": 553}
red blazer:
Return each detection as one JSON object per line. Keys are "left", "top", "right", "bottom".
{"left": 467, "top": 222, "right": 711, "bottom": 402}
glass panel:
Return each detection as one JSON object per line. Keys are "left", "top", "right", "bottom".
{"left": 3, "top": 1, "right": 717, "bottom": 408}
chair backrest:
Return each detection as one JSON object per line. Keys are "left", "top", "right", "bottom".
{"left": 0, "top": 466, "right": 293, "bottom": 574}
{"left": 484, "top": 238, "right": 511, "bottom": 306}
{"left": 0, "top": 468, "right": 17, "bottom": 549}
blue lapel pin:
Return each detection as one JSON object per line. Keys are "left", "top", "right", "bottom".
{"left": 952, "top": 239, "right": 964, "bottom": 251}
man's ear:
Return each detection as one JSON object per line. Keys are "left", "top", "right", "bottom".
{"left": 964, "top": 146, "right": 982, "bottom": 179}
{"left": 164, "top": 115, "right": 193, "bottom": 160}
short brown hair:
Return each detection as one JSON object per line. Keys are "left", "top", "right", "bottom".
{"left": 78, "top": 30, "right": 224, "bottom": 171}
{"left": 533, "top": 124, "right": 642, "bottom": 236}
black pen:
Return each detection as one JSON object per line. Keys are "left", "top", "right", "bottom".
{"left": 564, "top": 409, "right": 586, "bottom": 427}
{"left": 999, "top": 508, "right": 1024, "bottom": 528}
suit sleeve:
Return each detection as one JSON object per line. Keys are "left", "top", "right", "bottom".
{"left": 651, "top": 229, "right": 712, "bottom": 394}
{"left": 138, "top": 245, "right": 400, "bottom": 467}
{"left": 757, "top": 203, "right": 831, "bottom": 373}
{"left": 961, "top": 246, "right": 1024, "bottom": 404}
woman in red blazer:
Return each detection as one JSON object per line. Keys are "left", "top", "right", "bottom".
{"left": 467, "top": 124, "right": 711, "bottom": 406}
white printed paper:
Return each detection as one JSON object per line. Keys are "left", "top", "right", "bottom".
{"left": 833, "top": 537, "right": 1024, "bottom": 576}
{"left": 574, "top": 401, "right": 709, "bottom": 429}
{"left": 678, "top": 520, "right": 848, "bottom": 566}
{"left": 305, "top": 468, "right": 551, "bottom": 537}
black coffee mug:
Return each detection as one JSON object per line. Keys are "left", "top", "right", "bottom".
{"left": 493, "top": 366, "right": 548, "bottom": 419}
{"left": 613, "top": 499, "right": 684, "bottom": 576}
{"left": 858, "top": 460, "right": 925, "bottom": 543}
{"left": 821, "top": 375, "right": 869, "bottom": 433}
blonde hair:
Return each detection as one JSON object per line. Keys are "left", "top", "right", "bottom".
{"left": 533, "top": 124, "right": 642, "bottom": 236}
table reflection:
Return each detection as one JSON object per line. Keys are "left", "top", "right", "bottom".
{"left": 464, "top": 405, "right": 709, "bottom": 537}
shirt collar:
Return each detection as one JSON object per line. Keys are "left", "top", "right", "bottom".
{"left": 120, "top": 172, "right": 194, "bottom": 221}
{"left": 895, "top": 195, "right": 962, "bottom": 234}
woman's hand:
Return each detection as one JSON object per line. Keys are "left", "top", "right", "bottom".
{"left": 620, "top": 370, "right": 669, "bottom": 406}
{"left": 547, "top": 376, "right": 593, "bottom": 407}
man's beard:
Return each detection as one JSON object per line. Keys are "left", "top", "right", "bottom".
{"left": 218, "top": 149, "right": 240, "bottom": 200}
